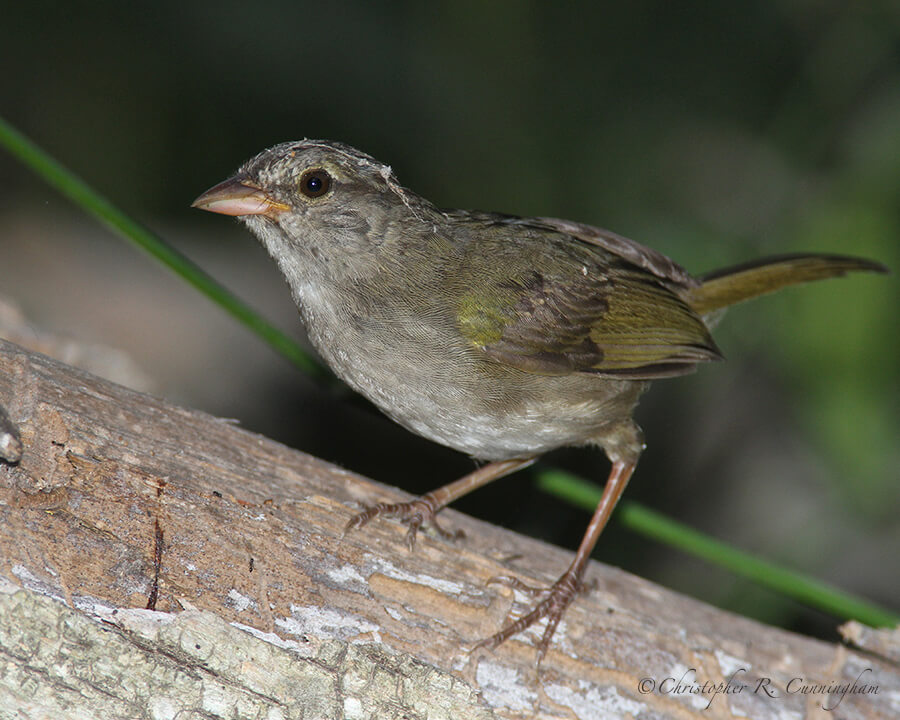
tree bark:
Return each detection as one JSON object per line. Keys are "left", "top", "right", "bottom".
{"left": 0, "top": 338, "right": 896, "bottom": 719}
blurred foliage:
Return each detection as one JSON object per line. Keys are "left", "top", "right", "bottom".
{"left": 1, "top": 1, "right": 897, "bottom": 636}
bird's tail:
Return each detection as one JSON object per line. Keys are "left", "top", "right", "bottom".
{"left": 684, "top": 254, "right": 888, "bottom": 316}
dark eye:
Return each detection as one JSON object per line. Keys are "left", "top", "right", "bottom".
{"left": 299, "top": 168, "right": 331, "bottom": 198}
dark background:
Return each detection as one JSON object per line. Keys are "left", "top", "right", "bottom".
{"left": 2, "top": 1, "right": 897, "bottom": 640}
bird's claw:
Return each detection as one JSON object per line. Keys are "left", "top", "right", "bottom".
{"left": 485, "top": 574, "right": 545, "bottom": 596}
{"left": 346, "top": 497, "right": 463, "bottom": 550}
{"left": 475, "top": 569, "right": 586, "bottom": 665}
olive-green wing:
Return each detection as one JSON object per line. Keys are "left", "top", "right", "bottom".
{"left": 456, "top": 255, "right": 721, "bottom": 380}
{"left": 531, "top": 216, "right": 698, "bottom": 288}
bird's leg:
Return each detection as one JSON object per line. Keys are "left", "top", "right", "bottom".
{"left": 475, "top": 426, "right": 641, "bottom": 664}
{"left": 346, "top": 457, "right": 536, "bottom": 550}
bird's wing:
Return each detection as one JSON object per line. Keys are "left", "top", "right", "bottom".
{"left": 454, "top": 218, "right": 721, "bottom": 379}
{"left": 529, "top": 217, "right": 698, "bottom": 288}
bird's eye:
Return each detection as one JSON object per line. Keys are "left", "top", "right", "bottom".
{"left": 299, "top": 168, "right": 332, "bottom": 199}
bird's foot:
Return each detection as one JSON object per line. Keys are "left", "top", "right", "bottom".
{"left": 346, "top": 494, "right": 463, "bottom": 550}
{"left": 474, "top": 567, "right": 586, "bottom": 665}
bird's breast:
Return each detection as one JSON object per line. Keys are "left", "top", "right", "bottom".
{"left": 294, "top": 278, "right": 643, "bottom": 459}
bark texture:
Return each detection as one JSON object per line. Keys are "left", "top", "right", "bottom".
{"left": 0, "top": 338, "right": 896, "bottom": 719}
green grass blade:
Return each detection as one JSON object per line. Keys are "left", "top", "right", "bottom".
{"left": 537, "top": 468, "right": 899, "bottom": 628}
{"left": 0, "top": 114, "right": 327, "bottom": 380}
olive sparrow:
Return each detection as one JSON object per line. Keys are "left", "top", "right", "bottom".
{"left": 193, "top": 140, "right": 887, "bottom": 662}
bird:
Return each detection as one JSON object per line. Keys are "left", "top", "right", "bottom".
{"left": 193, "top": 139, "right": 887, "bottom": 662}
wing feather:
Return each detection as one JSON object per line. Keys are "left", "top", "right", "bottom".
{"left": 453, "top": 217, "right": 720, "bottom": 379}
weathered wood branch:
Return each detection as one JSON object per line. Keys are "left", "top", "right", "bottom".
{"left": 0, "top": 338, "right": 896, "bottom": 719}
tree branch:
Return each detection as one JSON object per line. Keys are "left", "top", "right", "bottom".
{"left": 0, "top": 338, "right": 896, "bottom": 719}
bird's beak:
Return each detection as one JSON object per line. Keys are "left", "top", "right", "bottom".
{"left": 191, "top": 177, "right": 289, "bottom": 218}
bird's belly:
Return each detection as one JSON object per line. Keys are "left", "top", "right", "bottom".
{"left": 314, "top": 329, "right": 642, "bottom": 460}
{"left": 385, "top": 394, "right": 624, "bottom": 460}
{"left": 297, "top": 284, "right": 644, "bottom": 460}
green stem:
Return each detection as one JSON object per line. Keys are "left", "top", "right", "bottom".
{"left": 0, "top": 114, "right": 327, "bottom": 380}
{"left": 537, "top": 468, "right": 900, "bottom": 629}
